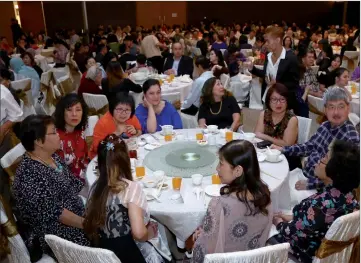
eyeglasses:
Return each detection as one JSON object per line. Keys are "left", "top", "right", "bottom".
{"left": 270, "top": 98, "right": 286, "bottom": 104}
{"left": 114, "top": 108, "right": 131, "bottom": 114}
{"left": 326, "top": 104, "right": 347, "bottom": 111}
{"left": 46, "top": 131, "right": 58, "bottom": 136}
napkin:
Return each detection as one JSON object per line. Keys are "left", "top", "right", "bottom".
{"left": 178, "top": 75, "right": 192, "bottom": 83}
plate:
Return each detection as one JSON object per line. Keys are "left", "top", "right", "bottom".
{"left": 266, "top": 155, "right": 285, "bottom": 163}
{"left": 144, "top": 143, "right": 162, "bottom": 151}
{"left": 159, "top": 131, "right": 176, "bottom": 136}
{"left": 257, "top": 153, "right": 266, "bottom": 162}
{"left": 205, "top": 184, "right": 222, "bottom": 197}
{"left": 203, "top": 129, "right": 219, "bottom": 134}
{"left": 143, "top": 188, "right": 161, "bottom": 201}
{"left": 352, "top": 94, "right": 359, "bottom": 99}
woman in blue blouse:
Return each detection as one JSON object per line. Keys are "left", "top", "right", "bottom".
{"left": 272, "top": 140, "right": 360, "bottom": 263}
{"left": 135, "top": 79, "right": 182, "bottom": 134}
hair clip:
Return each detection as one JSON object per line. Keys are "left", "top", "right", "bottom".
{"left": 106, "top": 142, "right": 115, "bottom": 151}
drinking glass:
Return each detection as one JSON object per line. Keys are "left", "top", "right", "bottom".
{"left": 212, "top": 174, "right": 221, "bottom": 184}
{"left": 172, "top": 177, "right": 182, "bottom": 190}
{"left": 135, "top": 159, "right": 145, "bottom": 178}
{"left": 225, "top": 131, "right": 233, "bottom": 142}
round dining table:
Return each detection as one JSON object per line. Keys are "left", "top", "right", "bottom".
{"left": 85, "top": 129, "right": 290, "bottom": 248}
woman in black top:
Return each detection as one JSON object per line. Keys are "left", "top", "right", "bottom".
{"left": 198, "top": 77, "right": 241, "bottom": 130}
{"left": 101, "top": 61, "right": 142, "bottom": 101}
{"left": 318, "top": 54, "right": 341, "bottom": 92}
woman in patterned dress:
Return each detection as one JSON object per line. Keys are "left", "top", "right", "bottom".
{"left": 12, "top": 115, "right": 89, "bottom": 259}
{"left": 54, "top": 94, "right": 89, "bottom": 181}
{"left": 191, "top": 140, "right": 273, "bottom": 263}
{"left": 84, "top": 134, "right": 168, "bottom": 263}
{"left": 254, "top": 83, "right": 300, "bottom": 170}
{"left": 272, "top": 140, "right": 360, "bottom": 263}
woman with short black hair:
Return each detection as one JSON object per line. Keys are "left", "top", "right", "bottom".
{"left": 13, "top": 115, "right": 89, "bottom": 259}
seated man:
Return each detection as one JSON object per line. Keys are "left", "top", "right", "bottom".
{"left": 181, "top": 56, "right": 214, "bottom": 116}
{"left": 272, "top": 87, "right": 359, "bottom": 191}
{"left": 163, "top": 42, "right": 193, "bottom": 77}
{"left": 119, "top": 36, "right": 137, "bottom": 72}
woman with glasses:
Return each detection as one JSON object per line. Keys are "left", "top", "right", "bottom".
{"left": 12, "top": 115, "right": 90, "bottom": 259}
{"left": 254, "top": 83, "right": 300, "bottom": 169}
{"left": 89, "top": 93, "right": 141, "bottom": 159}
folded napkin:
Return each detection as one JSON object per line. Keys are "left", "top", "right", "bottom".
{"left": 178, "top": 75, "right": 192, "bottom": 83}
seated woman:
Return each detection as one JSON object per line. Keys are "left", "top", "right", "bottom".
{"left": 211, "top": 31, "right": 228, "bottom": 51}
{"left": 317, "top": 43, "right": 334, "bottom": 71}
{"left": 12, "top": 115, "right": 89, "bottom": 258}
{"left": 209, "top": 48, "right": 229, "bottom": 78}
{"left": 254, "top": 83, "right": 300, "bottom": 170}
{"left": 272, "top": 140, "right": 360, "bottom": 263}
{"left": 77, "top": 65, "right": 102, "bottom": 96}
{"left": 53, "top": 39, "right": 69, "bottom": 68}
{"left": 9, "top": 57, "right": 40, "bottom": 99}
{"left": 318, "top": 54, "right": 341, "bottom": 92}
{"left": 191, "top": 140, "right": 272, "bottom": 263}
{"left": 80, "top": 57, "right": 97, "bottom": 85}
{"left": 54, "top": 94, "right": 89, "bottom": 180}
{"left": 90, "top": 92, "right": 141, "bottom": 159}
{"left": 21, "top": 51, "right": 43, "bottom": 78}
{"left": 198, "top": 77, "right": 241, "bottom": 130}
{"left": 84, "top": 134, "right": 166, "bottom": 263}
{"left": 135, "top": 79, "right": 182, "bottom": 134}
{"left": 283, "top": 36, "right": 294, "bottom": 52}
{"left": 101, "top": 61, "right": 142, "bottom": 101}
{"left": 328, "top": 67, "right": 352, "bottom": 100}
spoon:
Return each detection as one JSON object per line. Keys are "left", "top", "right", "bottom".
{"left": 267, "top": 146, "right": 272, "bottom": 154}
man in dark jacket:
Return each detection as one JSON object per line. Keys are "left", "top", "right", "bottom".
{"left": 163, "top": 42, "right": 193, "bottom": 77}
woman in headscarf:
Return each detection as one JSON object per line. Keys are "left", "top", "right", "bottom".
{"left": 10, "top": 57, "right": 40, "bottom": 99}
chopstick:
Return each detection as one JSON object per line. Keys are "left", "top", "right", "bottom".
{"left": 150, "top": 133, "right": 160, "bottom": 141}
{"left": 157, "top": 176, "right": 165, "bottom": 196}
{"left": 261, "top": 170, "right": 281, "bottom": 180}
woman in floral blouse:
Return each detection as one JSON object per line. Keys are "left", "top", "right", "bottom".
{"left": 272, "top": 140, "right": 360, "bottom": 263}
{"left": 54, "top": 94, "right": 89, "bottom": 181}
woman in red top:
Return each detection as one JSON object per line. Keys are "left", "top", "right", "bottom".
{"left": 54, "top": 94, "right": 89, "bottom": 180}
{"left": 78, "top": 65, "right": 102, "bottom": 97}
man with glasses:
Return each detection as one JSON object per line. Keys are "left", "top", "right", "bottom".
{"left": 272, "top": 87, "right": 359, "bottom": 192}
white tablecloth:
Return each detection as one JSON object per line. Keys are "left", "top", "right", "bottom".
{"left": 85, "top": 129, "right": 290, "bottom": 247}
{"left": 130, "top": 80, "right": 193, "bottom": 106}
{"left": 308, "top": 93, "right": 360, "bottom": 116}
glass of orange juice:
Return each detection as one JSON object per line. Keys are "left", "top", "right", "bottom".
{"left": 212, "top": 174, "right": 221, "bottom": 184}
{"left": 170, "top": 74, "right": 175, "bottom": 81}
{"left": 159, "top": 79, "right": 163, "bottom": 86}
{"left": 172, "top": 177, "right": 182, "bottom": 190}
{"left": 225, "top": 131, "right": 233, "bottom": 142}
{"left": 196, "top": 132, "right": 203, "bottom": 140}
{"left": 351, "top": 83, "right": 357, "bottom": 95}
{"left": 135, "top": 159, "right": 145, "bottom": 178}
{"left": 165, "top": 134, "right": 173, "bottom": 142}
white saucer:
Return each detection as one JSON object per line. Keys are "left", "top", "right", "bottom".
{"left": 203, "top": 129, "right": 219, "bottom": 134}
{"left": 266, "top": 155, "right": 285, "bottom": 163}
{"left": 205, "top": 184, "right": 222, "bottom": 197}
{"left": 352, "top": 94, "right": 359, "bottom": 99}
{"left": 257, "top": 153, "right": 267, "bottom": 162}
{"left": 144, "top": 143, "right": 162, "bottom": 151}
{"left": 159, "top": 131, "right": 176, "bottom": 136}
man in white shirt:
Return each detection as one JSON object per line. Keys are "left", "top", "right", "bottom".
{"left": 141, "top": 31, "right": 167, "bottom": 73}
{"left": 248, "top": 30, "right": 256, "bottom": 46}
{"left": 181, "top": 56, "right": 214, "bottom": 116}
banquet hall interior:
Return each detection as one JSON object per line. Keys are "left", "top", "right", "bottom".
{"left": 0, "top": 1, "right": 360, "bottom": 263}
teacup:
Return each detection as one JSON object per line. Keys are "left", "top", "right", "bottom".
{"left": 243, "top": 132, "right": 256, "bottom": 142}
{"left": 161, "top": 125, "right": 173, "bottom": 135}
{"left": 153, "top": 170, "right": 165, "bottom": 181}
{"left": 191, "top": 174, "right": 203, "bottom": 186}
{"left": 265, "top": 149, "right": 281, "bottom": 162}
{"left": 207, "top": 125, "right": 218, "bottom": 133}
{"left": 176, "top": 134, "right": 185, "bottom": 141}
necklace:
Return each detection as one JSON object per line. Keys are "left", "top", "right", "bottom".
{"left": 28, "top": 152, "right": 63, "bottom": 173}
{"left": 210, "top": 100, "right": 223, "bottom": 115}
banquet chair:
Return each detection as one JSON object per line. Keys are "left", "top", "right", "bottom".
{"left": 240, "top": 49, "right": 253, "bottom": 57}
{"left": 0, "top": 200, "right": 56, "bottom": 263}
{"left": 161, "top": 92, "right": 181, "bottom": 109}
{"left": 34, "top": 55, "right": 51, "bottom": 72}
{"left": 82, "top": 93, "right": 109, "bottom": 115}
{"left": 203, "top": 243, "right": 290, "bottom": 263}
{"left": 84, "top": 116, "right": 99, "bottom": 149}
{"left": 312, "top": 210, "right": 359, "bottom": 263}
{"left": 180, "top": 112, "right": 198, "bottom": 129}
{"left": 288, "top": 168, "right": 317, "bottom": 208}
{"left": 10, "top": 78, "right": 34, "bottom": 106}
{"left": 220, "top": 49, "right": 226, "bottom": 56}
{"left": 45, "top": 235, "right": 121, "bottom": 263}
{"left": 348, "top": 113, "right": 360, "bottom": 127}
{"left": 342, "top": 51, "right": 359, "bottom": 72}
{"left": 296, "top": 116, "right": 312, "bottom": 144}
{"left": 0, "top": 143, "right": 26, "bottom": 184}
{"left": 220, "top": 74, "right": 230, "bottom": 89}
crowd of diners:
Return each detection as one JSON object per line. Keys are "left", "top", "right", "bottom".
{"left": 0, "top": 18, "right": 360, "bottom": 263}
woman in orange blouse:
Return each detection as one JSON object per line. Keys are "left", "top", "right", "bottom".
{"left": 89, "top": 93, "right": 142, "bottom": 159}
{"left": 54, "top": 94, "right": 89, "bottom": 180}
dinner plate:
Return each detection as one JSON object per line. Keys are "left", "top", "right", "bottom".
{"left": 265, "top": 155, "right": 285, "bottom": 163}
{"left": 144, "top": 143, "right": 162, "bottom": 151}
{"left": 257, "top": 153, "right": 267, "bottom": 162}
{"left": 205, "top": 184, "right": 222, "bottom": 197}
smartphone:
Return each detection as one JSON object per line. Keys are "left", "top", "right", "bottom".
{"left": 121, "top": 132, "right": 129, "bottom": 139}
{"left": 256, "top": 140, "right": 272, "bottom": 149}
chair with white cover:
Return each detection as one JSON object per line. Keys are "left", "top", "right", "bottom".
{"left": 203, "top": 243, "right": 290, "bottom": 263}
{"left": 161, "top": 92, "right": 181, "bottom": 104}
{"left": 296, "top": 116, "right": 312, "bottom": 144}
{"left": 342, "top": 51, "right": 359, "bottom": 72}
{"left": 84, "top": 116, "right": 99, "bottom": 149}
{"left": 220, "top": 74, "right": 230, "bottom": 89}
{"left": 0, "top": 197, "right": 55, "bottom": 263}
{"left": 180, "top": 112, "right": 199, "bottom": 129}
{"left": 0, "top": 143, "right": 26, "bottom": 184}
{"left": 10, "top": 78, "right": 34, "bottom": 106}
{"left": 312, "top": 211, "right": 360, "bottom": 263}
{"left": 82, "top": 93, "right": 109, "bottom": 114}
{"left": 45, "top": 234, "right": 121, "bottom": 263}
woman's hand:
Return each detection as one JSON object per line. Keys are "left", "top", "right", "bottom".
{"left": 126, "top": 125, "right": 137, "bottom": 135}
{"left": 274, "top": 212, "right": 293, "bottom": 222}
{"left": 115, "top": 123, "right": 127, "bottom": 135}
{"left": 146, "top": 221, "right": 158, "bottom": 240}
{"left": 211, "top": 65, "right": 222, "bottom": 72}
{"left": 270, "top": 144, "right": 283, "bottom": 151}
{"left": 143, "top": 97, "right": 151, "bottom": 109}
{"left": 192, "top": 227, "right": 203, "bottom": 242}
{"left": 255, "top": 132, "right": 268, "bottom": 141}
{"left": 272, "top": 216, "right": 283, "bottom": 226}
